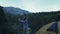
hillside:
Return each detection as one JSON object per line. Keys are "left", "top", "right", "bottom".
{"left": 0, "top": 6, "right": 60, "bottom": 34}
{"left": 3, "top": 7, "right": 31, "bottom": 15}
{"left": 28, "top": 11, "right": 60, "bottom": 34}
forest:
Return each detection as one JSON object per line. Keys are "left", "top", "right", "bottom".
{"left": 0, "top": 6, "right": 60, "bottom": 34}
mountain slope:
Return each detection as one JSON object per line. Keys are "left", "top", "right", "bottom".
{"left": 28, "top": 11, "right": 60, "bottom": 34}
{"left": 3, "top": 7, "right": 31, "bottom": 15}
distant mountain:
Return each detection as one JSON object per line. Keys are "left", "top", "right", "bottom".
{"left": 3, "top": 7, "right": 31, "bottom": 15}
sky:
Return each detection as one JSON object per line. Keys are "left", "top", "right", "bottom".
{"left": 0, "top": 0, "right": 60, "bottom": 13}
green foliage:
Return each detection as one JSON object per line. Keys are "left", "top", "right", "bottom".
{"left": 0, "top": 7, "right": 23, "bottom": 34}
{"left": 28, "top": 11, "right": 60, "bottom": 34}
{"left": 4, "top": 14, "right": 23, "bottom": 34}
{"left": 0, "top": 6, "right": 60, "bottom": 34}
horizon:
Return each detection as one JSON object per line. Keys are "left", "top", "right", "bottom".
{"left": 0, "top": 0, "right": 60, "bottom": 13}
